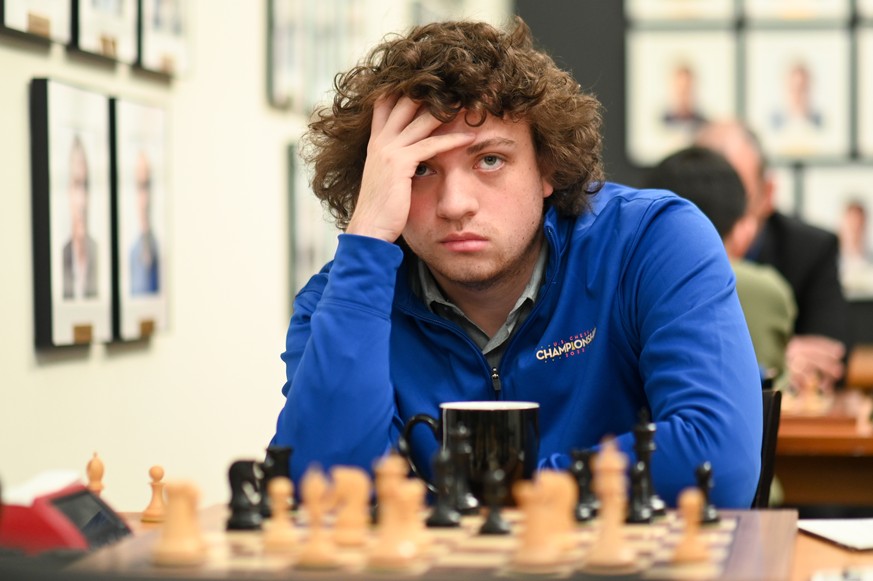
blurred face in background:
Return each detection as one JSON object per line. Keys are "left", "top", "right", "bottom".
{"left": 135, "top": 152, "right": 152, "bottom": 234}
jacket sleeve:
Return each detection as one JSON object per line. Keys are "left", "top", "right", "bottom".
{"left": 271, "top": 234, "right": 404, "bottom": 483}
{"left": 615, "top": 196, "right": 762, "bottom": 508}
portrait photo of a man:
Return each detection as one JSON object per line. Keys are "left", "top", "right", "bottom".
{"left": 62, "top": 134, "right": 99, "bottom": 300}
{"left": 129, "top": 150, "right": 160, "bottom": 295}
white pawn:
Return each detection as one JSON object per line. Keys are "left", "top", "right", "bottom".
{"left": 152, "top": 481, "right": 207, "bottom": 567}
{"left": 331, "top": 466, "right": 371, "bottom": 547}
{"left": 141, "top": 465, "right": 166, "bottom": 523}
{"left": 295, "top": 466, "right": 340, "bottom": 569}
{"left": 511, "top": 477, "right": 564, "bottom": 571}
{"left": 583, "top": 438, "right": 636, "bottom": 571}
{"left": 671, "top": 488, "right": 710, "bottom": 564}
{"left": 263, "top": 476, "right": 297, "bottom": 553}
{"left": 367, "top": 454, "right": 418, "bottom": 571}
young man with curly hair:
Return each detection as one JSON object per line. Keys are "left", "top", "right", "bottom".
{"left": 271, "top": 18, "right": 761, "bottom": 508}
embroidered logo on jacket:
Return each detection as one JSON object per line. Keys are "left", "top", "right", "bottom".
{"left": 536, "top": 328, "right": 597, "bottom": 362}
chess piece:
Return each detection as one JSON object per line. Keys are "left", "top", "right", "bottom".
{"left": 426, "top": 447, "right": 461, "bottom": 528}
{"left": 368, "top": 455, "right": 420, "bottom": 571}
{"left": 263, "top": 476, "right": 297, "bottom": 553}
{"left": 583, "top": 438, "right": 637, "bottom": 572}
{"left": 331, "top": 465, "right": 371, "bottom": 547}
{"left": 226, "top": 460, "right": 263, "bottom": 530}
{"left": 695, "top": 462, "right": 720, "bottom": 524}
{"left": 569, "top": 448, "right": 599, "bottom": 522}
{"left": 510, "top": 476, "right": 564, "bottom": 571}
{"left": 478, "top": 463, "right": 510, "bottom": 535}
{"left": 671, "top": 487, "right": 710, "bottom": 563}
{"left": 626, "top": 461, "right": 652, "bottom": 524}
{"left": 447, "top": 424, "right": 479, "bottom": 514}
{"left": 152, "top": 481, "right": 207, "bottom": 567}
{"left": 633, "top": 410, "right": 666, "bottom": 516}
{"left": 86, "top": 452, "right": 104, "bottom": 495}
{"left": 259, "top": 445, "right": 294, "bottom": 518}
{"left": 539, "top": 469, "right": 578, "bottom": 553}
{"left": 295, "top": 465, "right": 340, "bottom": 569}
{"left": 141, "top": 465, "right": 166, "bottom": 523}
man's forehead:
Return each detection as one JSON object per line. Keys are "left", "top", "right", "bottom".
{"left": 430, "top": 112, "right": 530, "bottom": 138}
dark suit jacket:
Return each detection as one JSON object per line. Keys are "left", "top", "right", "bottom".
{"left": 62, "top": 237, "right": 98, "bottom": 299}
{"left": 750, "top": 212, "right": 849, "bottom": 345}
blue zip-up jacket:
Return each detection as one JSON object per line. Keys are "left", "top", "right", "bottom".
{"left": 272, "top": 182, "right": 762, "bottom": 508}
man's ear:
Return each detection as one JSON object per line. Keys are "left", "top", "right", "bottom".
{"left": 725, "top": 214, "right": 758, "bottom": 259}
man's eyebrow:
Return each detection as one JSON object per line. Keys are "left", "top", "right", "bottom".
{"left": 466, "top": 137, "right": 516, "bottom": 155}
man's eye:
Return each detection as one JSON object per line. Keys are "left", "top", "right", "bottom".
{"left": 479, "top": 155, "right": 504, "bottom": 169}
{"left": 414, "top": 163, "right": 431, "bottom": 177}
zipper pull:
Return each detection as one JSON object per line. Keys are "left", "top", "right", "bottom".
{"left": 491, "top": 367, "right": 502, "bottom": 393}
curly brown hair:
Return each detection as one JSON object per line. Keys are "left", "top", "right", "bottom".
{"left": 302, "top": 16, "right": 604, "bottom": 230}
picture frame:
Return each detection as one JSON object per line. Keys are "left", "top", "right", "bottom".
{"left": 742, "top": 0, "right": 851, "bottom": 22}
{"left": 30, "top": 78, "right": 113, "bottom": 347}
{"left": 801, "top": 165, "right": 873, "bottom": 299}
{"left": 137, "top": 0, "right": 189, "bottom": 77}
{"left": 287, "top": 142, "right": 339, "bottom": 307}
{"left": 744, "top": 29, "right": 850, "bottom": 161}
{"left": 1, "top": 0, "right": 71, "bottom": 43}
{"left": 624, "top": 0, "right": 735, "bottom": 22}
{"left": 71, "top": 0, "right": 137, "bottom": 63}
{"left": 859, "top": 29, "right": 873, "bottom": 159}
{"left": 267, "top": 0, "right": 305, "bottom": 111}
{"left": 112, "top": 97, "right": 168, "bottom": 341}
{"left": 626, "top": 28, "right": 737, "bottom": 166}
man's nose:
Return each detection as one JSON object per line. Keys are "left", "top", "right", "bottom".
{"left": 435, "top": 171, "right": 478, "bottom": 221}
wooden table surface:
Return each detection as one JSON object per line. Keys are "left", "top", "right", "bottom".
{"left": 776, "top": 390, "right": 873, "bottom": 506}
{"left": 69, "top": 506, "right": 801, "bottom": 581}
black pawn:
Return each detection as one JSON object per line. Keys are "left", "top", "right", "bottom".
{"left": 479, "top": 463, "right": 511, "bottom": 535}
{"left": 569, "top": 448, "right": 599, "bottom": 522}
{"left": 695, "top": 462, "right": 720, "bottom": 524}
{"left": 226, "top": 460, "right": 263, "bottom": 530}
{"left": 626, "top": 461, "right": 653, "bottom": 524}
{"left": 633, "top": 409, "right": 666, "bottom": 517}
{"left": 448, "top": 425, "right": 479, "bottom": 514}
{"left": 426, "top": 447, "right": 462, "bottom": 528}
{"left": 259, "top": 445, "right": 294, "bottom": 518}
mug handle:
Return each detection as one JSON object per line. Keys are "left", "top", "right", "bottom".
{"left": 397, "top": 413, "right": 440, "bottom": 494}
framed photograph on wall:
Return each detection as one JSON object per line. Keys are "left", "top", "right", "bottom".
{"left": 802, "top": 165, "right": 873, "bottom": 299}
{"left": 744, "top": 29, "right": 850, "bottom": 161}
{"left": 1, "top": 0, "right": 70, "bottom": 43}
{"left": 626, "top": 29, "right": 737, "bottom": 166}
{"left": 742, "top": 0, "right": 850, "bottom": 22}
{"left": 859, "top": 29, "right": 873, "bottom": 159}
{"left": 138, "top": 0, "right": 189, "bottom": 76}
{"left": 113, "top": 98, "right": 168, "bottom": 341}
{"left": 30, "top": 78, "right": 112, "bottom": 347}
{"left": 287, "top": 143, "right": 338, "bottom": 307}
{"left": 624, "top": 0, "right": 735, "bottom": 22}
{"left": 267, "top": 0, "right": 304, "bottom": 111}
{"left": 72, "top": 0, "right": 137, "bottom": 63}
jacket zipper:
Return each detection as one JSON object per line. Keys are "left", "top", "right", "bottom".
{"left": 491, "top": 367, "right": 502, "bottom": 393}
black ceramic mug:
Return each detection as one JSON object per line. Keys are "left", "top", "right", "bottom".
{"left": 399, "top": 401, "right": 540, "bottom": 502}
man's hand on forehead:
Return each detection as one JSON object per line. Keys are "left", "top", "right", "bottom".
{"left": 347, "top": 95, "right": 475, "bottom": 243}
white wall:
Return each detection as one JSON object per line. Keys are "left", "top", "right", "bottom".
{"left": 0, "top": 0, "right": 510, "bottom": 511}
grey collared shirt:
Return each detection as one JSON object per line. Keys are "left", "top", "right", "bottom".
{"left": 412, "top": 244, "right": 548, "bottom": 370}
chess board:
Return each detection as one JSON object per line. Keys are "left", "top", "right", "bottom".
{"left": 72, "top": 506, "right": 798, "bottom": 580}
